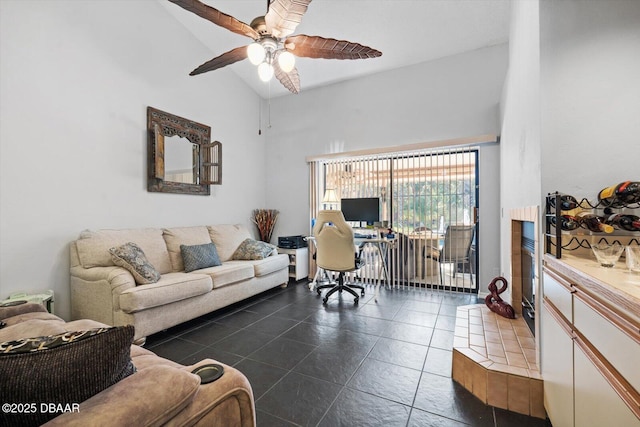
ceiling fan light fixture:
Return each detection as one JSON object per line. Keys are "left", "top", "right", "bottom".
{"left": 258, "top": 62, "right": 274, "bottom": 82}
{"left": 278, "top": 50, "right": 295, "bottom": 73}
{"left": 172, "top": 0, "right": 382, "bottom": 94}
{"left": 247, "top": 42, "right": 266, "bottom": 65}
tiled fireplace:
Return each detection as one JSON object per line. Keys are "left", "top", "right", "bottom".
{"left": 452, "top": 206, "right": 545, "bottom": 419}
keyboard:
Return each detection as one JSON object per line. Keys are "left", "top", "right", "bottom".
{"left": 354, "top": 233, "right": 373, "bottom": 239}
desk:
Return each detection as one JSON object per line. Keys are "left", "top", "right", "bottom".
{"left": 356, "top": 237, "right": 396, "bottom": 302}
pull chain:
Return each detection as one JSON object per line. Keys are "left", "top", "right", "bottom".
{"left": 268, "top": 79, "right": 272, "bottom": 129}
{"left": 258, "top": 98, "right": 262, "bottom": 135}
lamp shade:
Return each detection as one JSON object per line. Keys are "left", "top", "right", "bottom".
{"left": 258, "top": 62, "right": 274, "bottom": 82}
{"left": 322, "top": 188, "right": 339, "bottom": 204}
{"left": 277, "top": 50, "right": 295, "bottom": 73}
{"left": 247, "top": 42, "right": 265, "bottom": 65}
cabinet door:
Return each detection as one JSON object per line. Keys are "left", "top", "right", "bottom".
{"left": 541, "top": 298, "right": 574, "bottom": 427}
{"left": 543, "top": 269, "right": 573, "bottom": 321}
{"left": 574, "top": 344, "right": 640, "bottom": 427}
{"left": 573, "top": 296, "right": 640, "bottom": 391}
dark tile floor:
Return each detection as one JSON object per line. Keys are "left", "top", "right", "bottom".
{"left": 146, "top": 281, "right": 553, "bottom": 427}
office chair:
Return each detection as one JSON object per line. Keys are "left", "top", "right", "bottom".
{"left": 425, "top": 225, "right": 475, "bottom": 285}
{"left": 307, "top": 236, "right": 333, "bottom": 291}
{"left": 313, "top": 210, "right": 365, "bottom": 304}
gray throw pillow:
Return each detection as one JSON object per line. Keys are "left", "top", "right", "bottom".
{"left": 109, "top": 242, "right": 161, "bottom": 285}
{"left": 0, "top": 325, "right": 136, "bottom": 427}
{"left": 232, "top": 238, "right": 277, "bottom": 260}
{"left": 181, "top": 243, "right": 222, "bottom": 272}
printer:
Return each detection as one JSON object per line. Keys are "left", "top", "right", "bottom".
{"left": 278, "top": 235, "right": 307, "bottom": 249}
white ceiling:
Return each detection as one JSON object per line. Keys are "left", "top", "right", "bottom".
{"left": 161, "top": 0, "right": 511, "bottom": 98}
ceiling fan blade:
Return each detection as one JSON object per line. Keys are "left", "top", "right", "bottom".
{"left": 285, "top": 35, "right": 382, "bottom": 60}
{"left": 273, "top": 59, "right": 300, "bottom": 94}
{"left": 169, "top": 0, "right": 259, "bottom": 40}
{"left": 265, "top": 0, "right": 312, "bottom": 39}
{"left": 189, "top": 46, "right": 248, "bottom": 76}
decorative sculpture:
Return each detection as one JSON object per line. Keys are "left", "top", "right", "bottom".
{"left": 485, "top": 276, "right": 516, "bottom": 319}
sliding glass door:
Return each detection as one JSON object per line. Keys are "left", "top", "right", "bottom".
{"left": 317, "top": 146, "right": 479, "bottom": 292}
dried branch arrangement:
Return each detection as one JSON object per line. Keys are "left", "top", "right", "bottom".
{"left": 252, "top": 209, "right": 279, "bottom": 243}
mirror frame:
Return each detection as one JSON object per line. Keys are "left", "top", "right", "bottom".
{"left": 147, "top": 107, "right": 211, "bottom": 195}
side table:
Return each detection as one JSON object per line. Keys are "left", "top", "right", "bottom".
{"left": 277, "top": 247, "right": 309, "bottom": 282}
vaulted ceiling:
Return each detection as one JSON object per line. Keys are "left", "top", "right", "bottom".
{"left": 161, "top": 0, "right": 511, "bottom": 98}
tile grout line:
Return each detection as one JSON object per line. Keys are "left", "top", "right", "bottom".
{"left": 313, "top": 310, "right": 388, "bottom": 426}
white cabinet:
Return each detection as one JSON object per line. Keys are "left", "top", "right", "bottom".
{"left": 574, "top": 343, "right": 640, "bottom": 427}
{"left": 573, "top": 297, "right": 640, "bottom": 391}
{"left": 541, "top": 258, "right": 640, "bottom": 427}
{"left": 278, "top": 247, "right": 309, "bottom": 281}
{"left": 541, "top": 296, "right": 574, "bottom": 427}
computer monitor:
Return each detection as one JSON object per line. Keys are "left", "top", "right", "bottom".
{"left": 340, "top": 197, "right": 380, "bottom": 225}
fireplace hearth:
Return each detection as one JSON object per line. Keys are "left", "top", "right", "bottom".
{"left": 451, "top": 206, "right": 543, "bottom": 418}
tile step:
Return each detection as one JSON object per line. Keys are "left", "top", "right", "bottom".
{"left": 452, "top": 304, "right": 545, "bottom": 419}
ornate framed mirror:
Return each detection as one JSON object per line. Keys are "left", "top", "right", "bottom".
{"left": 147, "top": 107, "right": 221, "bottom": 195}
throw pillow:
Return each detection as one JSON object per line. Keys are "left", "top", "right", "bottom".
{"left": 181, "top": 243, "right": 222, "bottom": 273}
{"left": 232, "top": 238, "right": 277, "bottom": 260}
{"left": 0, "top": 325, "right": 136, "bottom": 427}
{"left": 109, "top": 242, "right": 161, "bottom": 285}
{"left": 162, "top": 226, "right": 212, "bottom": 272}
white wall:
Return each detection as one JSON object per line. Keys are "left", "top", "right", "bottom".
{"left": 499, "top": 0, "right": 640, "bottom": 305}
{"left": 478, "top": 142, "right": 502, "bottom": 289}
{"left": 540, "top": 0, "right": 640, "bottom": 199}
{"left": 0, "top": 2, "right": 517, "bottom": 317}
{"left": 265, "top": 44, "right": 508, "bottom": 294}
{"left": 498, "top": 0, "right": 541, "bottom": 302}
{"left": 0, "top": 0, "right": 266, "bottom": 319}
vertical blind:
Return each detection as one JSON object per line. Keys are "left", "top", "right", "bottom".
{"left": 310, "top": 146, "right": 478, "bottom": 293}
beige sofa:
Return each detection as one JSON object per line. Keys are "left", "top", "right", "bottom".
{"left": 70, "top": 224, "right": 289, "bottom": 341}
{"left": 0, "top": 303, "right": 255, "bottom": 426}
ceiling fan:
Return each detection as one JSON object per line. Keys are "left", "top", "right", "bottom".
{"left": 168, "top": 0, "right": 382, "bottom": 94}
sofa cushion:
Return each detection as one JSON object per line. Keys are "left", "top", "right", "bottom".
{"left": 109, "top": 242, "right": 161, "bottom": 285}
{"left": 163, "top": 226, "right": 212, "bottom": 272}
{"left": 130, "top": 346, "right": 184, "bottom": 372}
{"left": 0, "top": 325, "right": 135, "bottom": 427}
{"left": 0, "top": 318, "right": 67, "bottom": 343}
{"left": 226, "top": 254, "right": 289, "bottom": 277}
{"left": 131, "top": 353, "right": 185, "bottom": 373}
{"left": 232, "top": 238, "right": 277, "bottom": 260}
{"left": 119, "top": 272, "right": 213, "bottom": 313}
{"left": 76, "top": 228, "right": 172, "bottom": 274}
{"left": 42, "top": 365, "right": 200, "bottom": 427}
{"left": 181, "top": 243, "right": 221, "bottom": 273}
{"left": 0, "top": 315, "right": 108, "bottom": 344}
{"left": 0, "top": 301, "right": 47, "bottom": 321}
{"left": 193, "top": 263, "right": 255, "bottom": 289}
{"left": 207, "top": 224, "right": 252, "bottom": 262}
{"left": 64, "top": 319, "right": 110, "bottom": 331}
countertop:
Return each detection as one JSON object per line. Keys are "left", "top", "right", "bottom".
{"left": 544, "top": 253, "right": 640, "bottom": 324}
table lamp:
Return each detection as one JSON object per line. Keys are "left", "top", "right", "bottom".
{"left": 322, "top": 188, "right": 340, "bottom": 210}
